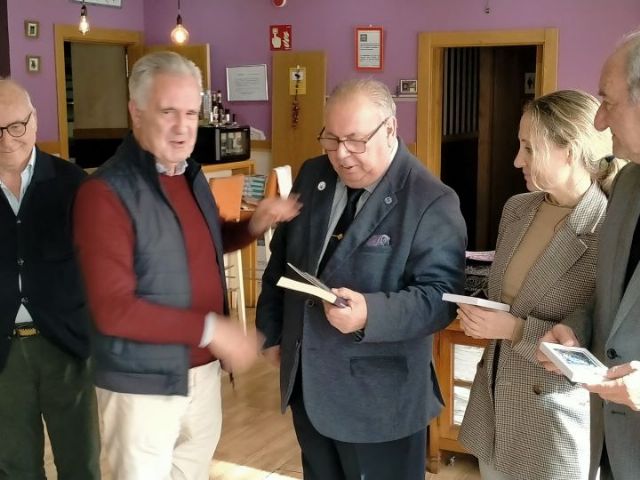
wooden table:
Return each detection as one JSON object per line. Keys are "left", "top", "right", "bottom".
{"left": 428, "top": 318, "right": 488, "bottom": 472}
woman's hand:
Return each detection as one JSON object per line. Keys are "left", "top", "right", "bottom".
{"left": 457, "top": 303, "right": 521, "bottom": 340}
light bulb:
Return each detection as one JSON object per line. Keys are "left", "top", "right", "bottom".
{"left": 79, "top": 5, "right": 90, "bottom": 35}
{"left": 170, "top": 15, "right": 189, "bottom": 45}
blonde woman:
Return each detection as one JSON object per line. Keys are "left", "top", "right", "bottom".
{"left": 457, "top": 90, "right": 625, "bottom": 480}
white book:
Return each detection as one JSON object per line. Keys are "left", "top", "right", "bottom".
{"left": 539, "top": 342, "right": 608, "bottom": 383}
{"left": 276, "top": 263, "right": 348, "bottom": 307}
{"left": 442, "top": 293, "right": 511, "bottom": 312}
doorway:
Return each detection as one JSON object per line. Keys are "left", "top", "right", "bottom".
{"left": 416, "top": 29, "right": 558, "bottom": 250}
{"left": 64, "top": 41, "right": 129, "bottom": 167}
{"left": 440, "top": 45, "right": 536, "bottom": 249}
{"left": 54, "top": 24, "right": 143, "bottom": 160}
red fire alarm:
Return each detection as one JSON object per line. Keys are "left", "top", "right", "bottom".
{"left": 272, "top": 0, "right": 287, "bottom": 7}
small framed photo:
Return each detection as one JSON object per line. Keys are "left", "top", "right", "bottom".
{"left": 26, "top": 55, "right": 41, "bottom": 74}
{"left": 24, "top": 20, "right": 39, "bottom": 38}
{"left": 399, "top": 79, "right": 418, "bottom": 96}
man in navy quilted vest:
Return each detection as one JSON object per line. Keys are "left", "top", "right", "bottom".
{"left": 74, "top": 51, "right": 300, "bottom": 480}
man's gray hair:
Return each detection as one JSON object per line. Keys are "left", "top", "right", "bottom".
{"left": 621, "top": 30, "right": 640, "bottom": 103}
{"left": 0, "top": 77, "right": 35, "bottom": 110}
{"left": 326, "top": 78, "right": 396, "bottom": 119}
{"left": 128, "top": 51, "right": 202, "bottom": 107}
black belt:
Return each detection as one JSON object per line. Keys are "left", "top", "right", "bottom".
{"left": 13, "top": 323, "right": 39, "bottom": 337}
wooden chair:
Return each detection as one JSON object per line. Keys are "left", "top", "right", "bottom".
{"left": 209, "top": 174, "right": 247, "bottom": 333}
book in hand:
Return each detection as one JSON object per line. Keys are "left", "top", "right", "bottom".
{"left": 539, "top": 342, "right": 608, "bottom": 383}
{"left": 276, "top": 263, "right": 348, "bottom": 308}
{"left": 442, "top": 293, "right": 511, "bottom": 312}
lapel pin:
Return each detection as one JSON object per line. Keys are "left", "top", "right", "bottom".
{"left": 317, "top": 181, "right": 326, "bottom": 191}
{"left": 384, "top": 196, "right": 392, "bottom": 205}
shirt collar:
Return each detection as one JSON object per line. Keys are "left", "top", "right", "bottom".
{"left": 155, "top": 160, "right": 187, "bottom": 176}
{"left": 21, "top": 147, "right": 36, "bottom": 190}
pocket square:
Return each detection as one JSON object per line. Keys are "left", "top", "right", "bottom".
{"left": 366, "top": 234, "right": 391, "bottom": 247}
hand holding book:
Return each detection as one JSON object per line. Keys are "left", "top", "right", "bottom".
{"left": 277, "top": 264, "right": 366, "bottom": 339}
{"left": 276, "top": 263, "right": 348, "bottom": 307}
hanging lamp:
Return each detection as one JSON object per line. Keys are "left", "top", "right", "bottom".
{"left": 170, "top": 0, "right": 189, "bottom": 45}
{"left": 78, "top": 1, "right": 90, "bottom": 35}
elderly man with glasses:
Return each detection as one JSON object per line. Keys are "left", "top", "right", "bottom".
{"left": 0, "top": 78, "right": 100, "bottom": 478}
{"left": 257, "top": 78, "right": 467, "bottom": 480}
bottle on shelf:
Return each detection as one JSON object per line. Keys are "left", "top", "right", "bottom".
{"left": 201, "top": 89, "right": 212, "bottom": 124}
{"left": 211, "top": 104, "right": 220, "bottom": 126}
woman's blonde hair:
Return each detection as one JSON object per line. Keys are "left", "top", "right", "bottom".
{"left": 523, "top": 89, "right": 625, "bottom": 194}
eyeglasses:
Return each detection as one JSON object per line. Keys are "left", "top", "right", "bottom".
{"left": 317, "top": 116, "right": 390, "bottom": 154}
{"left": 0, "top": 112, "right": 33, "bottom": 139}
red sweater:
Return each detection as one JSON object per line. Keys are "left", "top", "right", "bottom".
{"left": 74, "top": 175, "right": 254, "bottom": 367}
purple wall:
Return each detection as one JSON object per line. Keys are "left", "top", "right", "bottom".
{"left": 6, "top": 0, "right": 640, "bottom": 143}
{"left": 142, "top": 0, "right": 640, "bottom": 143}
{"left": 6, "top": 0, "right": 144, "bottom": 141}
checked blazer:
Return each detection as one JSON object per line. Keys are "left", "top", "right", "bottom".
{"left": 459, "top": 182, "right": 607, "bottom": 480}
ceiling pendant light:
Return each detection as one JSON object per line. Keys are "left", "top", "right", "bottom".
{"left": 170, "top": 0, "right": 189, "bottom": 45}
{"left": 78, "top": 1, "right": 90, "bottom": 35}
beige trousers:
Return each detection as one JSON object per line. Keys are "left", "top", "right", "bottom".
{"left": 97, "top": 361, "right": 222, "bottom": 480}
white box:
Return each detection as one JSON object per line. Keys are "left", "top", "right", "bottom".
{"left": 442, "top": 293, "right": 510, "bottom": 312}
{"left": 539, "top": 342, "right": 608, "bottom": 383}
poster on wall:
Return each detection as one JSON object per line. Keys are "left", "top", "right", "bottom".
{"left": 270, "top": 25, "right": 292, "bottom": 51}
{"left": 226, "top": 64, "right": 269, "bottom": 101}
{"left": 355, "top": 26, "right": 384, "bottom": 71}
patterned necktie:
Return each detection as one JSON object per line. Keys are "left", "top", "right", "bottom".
{"left": 317, "top": 187, "right": 364, "bottom": 275}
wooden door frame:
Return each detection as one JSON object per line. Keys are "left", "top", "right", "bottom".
{"left": 54, "top": 24, "right": 143, "bottom": 159}
{"left": 416, "top": 28, "right": 558, "bottom": 177}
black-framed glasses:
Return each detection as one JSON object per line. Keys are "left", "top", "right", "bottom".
{"left": 317, "top": 116, "right": 390, "bottom": 154}
{"left": 0, "top": 112, "right": 33, "bottom": 139}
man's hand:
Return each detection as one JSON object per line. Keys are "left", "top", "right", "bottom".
{"left": 457, "top": 304, "right": 520, "bottom": 340}
{"left": 207, "top": 317, "right": 262, "bottom": 373}
{"left": 322, "top": 287, "right": 367, "bottom": 334}
{"left": 536, "top": 324, "right": 580, "bottom": 374}
{"left": 583, "top": 361, "right": 640, "bottom": 410}
{"left": 262, "top": 345, "right": 281, "bottom": 368}
{"left": 248, "top": 195, "right": 302, "bottom": 236}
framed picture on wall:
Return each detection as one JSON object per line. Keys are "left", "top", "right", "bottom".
{"left": 26, "top": 55, "right": 41, "bottom": 73}
{"left": 226, "top": 64, "right": 269, "bottom": 101}
{"left": 355, "top": 26, "right": 384, "bottom": 71}
{"left": 24, "top": 20, "right": 39, "bottom": 38}
{"left": 399, "top": 79, "right": 418, "bottom": 95}
{"left": 71, "top": 0, "right": 123, "bottom": 7}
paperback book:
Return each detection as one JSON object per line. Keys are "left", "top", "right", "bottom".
{"left": 276, "top": 263, "right": 348, "bottom": 307}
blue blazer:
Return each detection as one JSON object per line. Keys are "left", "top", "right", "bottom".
{"left": 257, "top": 140, "right": 466, "bottom": 443}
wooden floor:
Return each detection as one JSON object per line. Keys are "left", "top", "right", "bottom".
{"left": 44, "top": 308, "right": 480, "bottom": 479}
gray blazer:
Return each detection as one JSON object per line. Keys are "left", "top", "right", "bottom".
{"left": 459, "top": 183, "right": 607, "bottom": 480}
{"left": 565, "top": 162, "right": 640, "bottom": 480}
{"left": 256, "top": 140, "right": 466, "bottom": 443}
